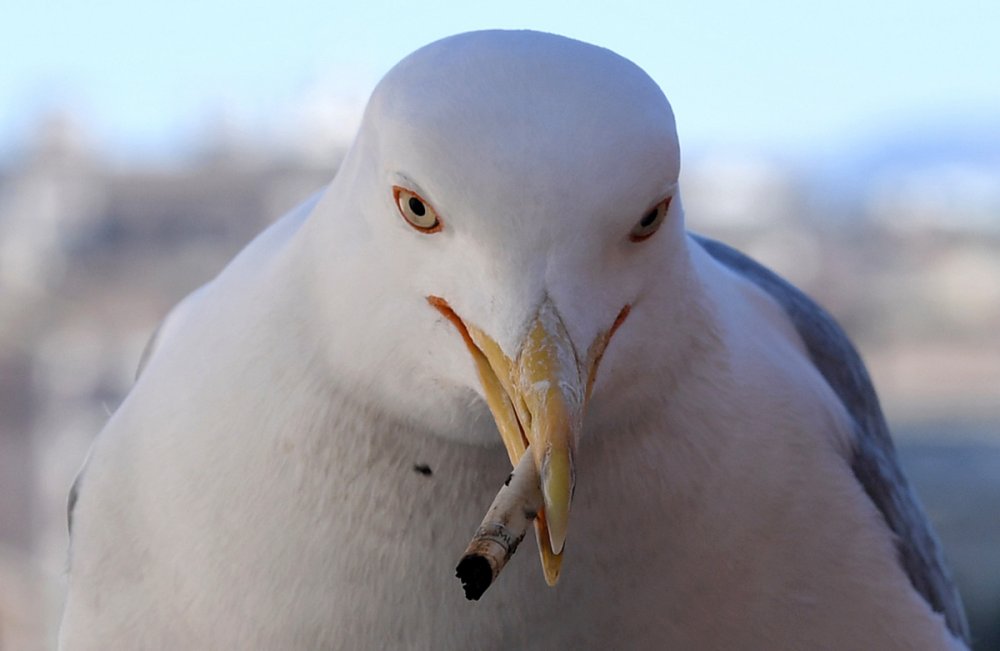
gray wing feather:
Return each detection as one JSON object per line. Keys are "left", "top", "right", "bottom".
{"left": 69, "top": 285, "right": 195, "bottom": 538}
{"left": 136, "top": 320, "right": 164, "bottom": 380}
{"left": 67, "top": 473, "right": 81, "bottom": 535}
{"left": 695, "top": 235, "right": 970, "bottom": 643}
{"left": 67, "top": 319, "right": 163, "bottom": 537}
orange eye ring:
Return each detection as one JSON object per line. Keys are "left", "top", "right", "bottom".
{"left": 629, "top": 196, "right": 672, "bottom": 242}
{"left": 393, "top": 186, "right": 443, "bottom": 233}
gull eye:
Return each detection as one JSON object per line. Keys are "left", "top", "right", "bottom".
{"left": 393, "top": 186, "right": 442, "bottom": 233}
{"left": 629, "top": 196, "right": 672, "bottom": 242}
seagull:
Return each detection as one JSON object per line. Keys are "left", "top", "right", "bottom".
{"left": 60, "top": 30, "right": 970, "bottom": 650}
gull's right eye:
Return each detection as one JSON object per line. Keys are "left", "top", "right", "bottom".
{"left": 394, "top": 186, "right": 442, "bottom": 233}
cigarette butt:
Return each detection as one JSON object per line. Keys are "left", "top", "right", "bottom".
{"left": 456, "top": 449, "right": 543, "bottom": 600}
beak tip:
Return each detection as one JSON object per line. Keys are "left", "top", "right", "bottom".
{"left": 539, "top": 446, "right": 574, "bottom": 558}
{"left": 548, "top": 529, "right": 566, "bottom": 555}
{"left": 542, "top": 493, "right": 570, "bottom": 554}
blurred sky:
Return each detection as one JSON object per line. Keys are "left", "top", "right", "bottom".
{"left": 1, "top": 0, "right": 998, "bottom": 161}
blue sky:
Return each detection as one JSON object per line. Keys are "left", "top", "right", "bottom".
{"left": 2, "top": 0, "right": 998, "bottom": 161}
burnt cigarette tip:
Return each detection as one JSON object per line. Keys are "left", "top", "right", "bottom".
{"left": 456, "top": 554, "right": 493, "bottom": 601}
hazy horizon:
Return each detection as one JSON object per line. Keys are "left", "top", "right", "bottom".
{"left": 3, "top": 0, "right": 998, "bottom": 163}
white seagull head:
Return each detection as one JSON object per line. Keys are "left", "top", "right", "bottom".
{"left": 305, "top": 29, "right": 689, "bottom": 581}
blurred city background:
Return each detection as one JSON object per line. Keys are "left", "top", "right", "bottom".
{"left": 1, "top": 1, "right": 998, "bottom": 648}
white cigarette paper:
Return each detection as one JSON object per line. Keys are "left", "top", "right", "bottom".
{"left": 456, "top": 449, "right": 543, "bottom": 600}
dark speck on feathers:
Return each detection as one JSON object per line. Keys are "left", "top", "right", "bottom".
{"left": 523, "top": 508, "right": 537, "bottom": 520}
{"left": 504, "top": 473, "right": 512, "bottom": 486}
{"left": 413, "top": 463, "right": 433, "bottom": 476}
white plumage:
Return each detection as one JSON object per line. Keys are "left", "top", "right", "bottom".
{"left": 61, "top": 30, "right": 968, "bottom": 649}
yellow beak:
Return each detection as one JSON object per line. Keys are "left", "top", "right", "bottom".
{"left": 428, "top": 296, "right": 629, "bottom": 585}
{"left": 512, "top": 300, "right": 580, "bottom": 556}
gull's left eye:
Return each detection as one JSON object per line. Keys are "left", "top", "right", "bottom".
{"left": 629, "top": 196, "right": 671, "bottom": 242}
